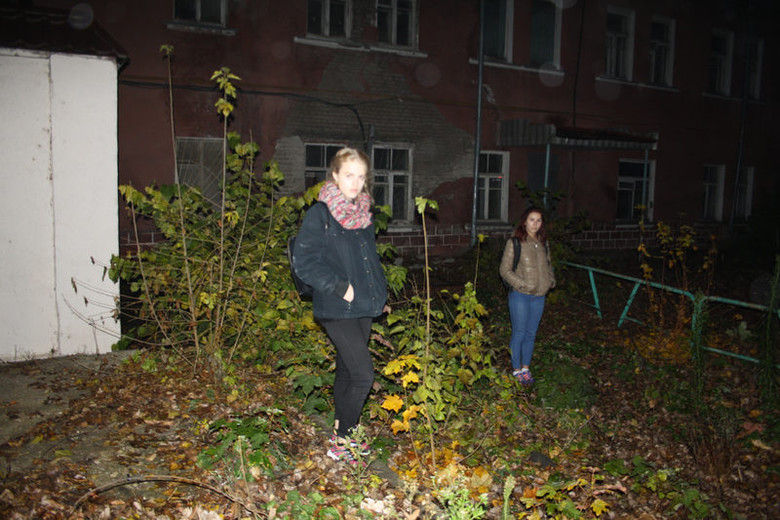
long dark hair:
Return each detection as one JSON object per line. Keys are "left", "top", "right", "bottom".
{"left": 513, "top": 206, "right": 547, "bottom": 243}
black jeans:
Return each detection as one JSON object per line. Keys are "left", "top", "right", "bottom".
{"left": 320, "top": 317, "right": 374, "bottom": 437}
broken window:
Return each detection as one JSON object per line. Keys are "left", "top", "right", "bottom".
{"left": 377, "top": 0, "right": 415, "bottom": 47}
{"left": 605, "top": 7, "right": 634, "bottom": 80}
{"left": 477, "top": 151, "right": 508, "bottom": 222}
{"left": 373, "top": 145, "right": 411, "bottom": 222}
{"left": 305, "top": 143, "right": 344, "bottom": 190}
{"left": 308, "top": 0, "right": 349, "bottom": 38}
{"left": 175, "top": 137, "right": 225, "bottom": 205}
{"left": 174, "top": 0, "right": 226, "bottom": 26}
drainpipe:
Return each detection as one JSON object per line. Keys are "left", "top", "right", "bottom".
{"left": 642, "top": 148, "right": 649, "bottom": 220}
{"left": 471, "top": 0, "right": 485, "bottom": 247}
{"left": 729, "top": 1, "right": 752, "bottom": 232}
{"left": 543, "top": 143, "right": 551, "bottom": 208}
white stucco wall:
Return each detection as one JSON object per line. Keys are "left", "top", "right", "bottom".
{"left": 0, "top": 49, "right": 120, "bottom": 360}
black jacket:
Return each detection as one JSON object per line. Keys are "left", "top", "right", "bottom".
{"left": 292, "top": 202, "right": 387, "bottom": 320}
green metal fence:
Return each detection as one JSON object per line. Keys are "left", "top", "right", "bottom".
{"left": 562, "top": 260, "right": 780, "bottom": 366}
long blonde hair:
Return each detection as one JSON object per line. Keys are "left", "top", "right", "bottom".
{"left": 329, "top": 147, "right": 372, "bottom": 196}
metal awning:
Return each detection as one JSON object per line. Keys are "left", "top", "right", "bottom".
{"left": 499, "top": 119, "right": 657, "bottom": 150}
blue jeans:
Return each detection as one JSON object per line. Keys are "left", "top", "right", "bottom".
{"left": 508, "top": 291, "right": 546, "bottom": 369}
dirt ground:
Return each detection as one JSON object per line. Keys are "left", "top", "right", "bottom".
{"left": 0, "top": 352, "right": 140, "bottom": 487}
{"left": 0, "top": 352, "right": 134, "bottom": 446}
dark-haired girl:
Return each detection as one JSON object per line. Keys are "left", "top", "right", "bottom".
{"left": 499, "top": 207, "right": 555, "bottom": 385}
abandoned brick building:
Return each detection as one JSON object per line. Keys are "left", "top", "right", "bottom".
{"left": 19, "top": 0, "right": 779, "bottom": 256}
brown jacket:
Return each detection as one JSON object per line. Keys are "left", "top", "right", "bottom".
{"left": 499, "top": 237, "right": 555, "bottom": 296}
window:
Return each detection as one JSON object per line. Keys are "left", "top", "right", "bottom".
{"left": 477, "top": 151, "right": 509, "bottom": 221}
{"left": 733, "top": 167, "right": 754, "bottom": 221}
{"left": 616, "top": 159, "right": 653, "bottom": 223}
{"left": 176, "top": 137, "right": 225, "bottom": 204}
{"left": 308, "top": 0, "right": 349, "bottom": 38}
{"left": 605, "top": 7, "right": 634, "bottom": 80}
{"left": 529, "top": 0, "right": 561, "bottom": 68}
{"left": 483, "top": 0, "right": 513, "bottom": 62}
{"left": 708, "top": 29, "right": 733, "bottom": 95}
{"left": 746, "top": 38, "right": 763, "bottom": 99}
{"left": 372, "top": 146, "right": 411, "bottom": 222}
{"left": 702, "top": 165, "right": 725, "bottom": 221}
{"left": 377, "top": 0, "right": 416, "bottom": 47}
{"left": 305, "top": 143, "right": 344, "bottom": 189}
{"left": 649, "top": 17, "right": 675, "bottom": 86}
{"left": 174, "top": 0, "right": 227, "bottom": 25}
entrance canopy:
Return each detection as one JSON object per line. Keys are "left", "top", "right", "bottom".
{"left": 499, "top": 119, "right": 657, "bottom": 150}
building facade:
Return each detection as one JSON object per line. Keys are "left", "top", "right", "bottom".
{"left": 33, "top": 0, "right": 778, "bottom": 255}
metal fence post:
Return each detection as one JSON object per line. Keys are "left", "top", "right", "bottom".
{"left": 690, "top": 293, "right": 707, "bottom": 407}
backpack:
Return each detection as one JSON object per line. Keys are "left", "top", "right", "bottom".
{"left": 287, "top": 202, "right": 329, "bottom": 300}
{"left": 502, "top": 237, "right": 521, "bottom": 290}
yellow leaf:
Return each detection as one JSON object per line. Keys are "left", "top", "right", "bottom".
{"left": 401, "top": 371, "right": 420, "bottom": 388}
{"left": 751, "top": 438, "right": 772, "bottom": 451}
{"left": 391, "top": 419, "right": 409, "bottom": 434}
{"left": 381, "top": 394, "right": 404, "bottom": 412}
{"left": 384, "top": 354, "right": 420, "bottom": 375}
{"left": 468, "top": 466, "right": 492, "bottom": 491}
{"left": 402, "top": 405, "right": 423, "bottom": 422}
{"left": 591, "top": 498, "right": 609, "bottom": 516}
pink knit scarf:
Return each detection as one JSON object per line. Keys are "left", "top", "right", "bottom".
{"left": 318, "top": 181, "right": 373, "bottom": 230}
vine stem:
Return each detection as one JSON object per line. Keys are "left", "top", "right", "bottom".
{"left": 226, "top": 168, "right": 277, "bottom": 365}
{"left": 216, "top": 137, "right": 255, "bottom": 338}
{"left": 420, "top": 205, "right": 437, "bottom": 473}
{"left": 129, "top": 202, "right": 185, "bottom": 362}
{"left": 162, "top": 49, "right": 200, "bottom": 370}
{"left": 67, "top": 474, "right": 265, "bottom": 518}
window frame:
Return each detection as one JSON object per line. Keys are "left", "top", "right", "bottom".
{"left": 702, "top": 164, "right": 725, "bottom": 222}
{"left": 476, "top": 150, "right": 509, "bottom": 223}
{"left": 746, "top": 37, "right": 763, "bottom": 100}
{"left": 649, "top": 15, "right": 675, "bottom": 87}
{"left": 615, "top": 158, "right": 655, "bottom": 224}
{"left": 529, "top": 0, "right": 562, "bottom": 70}
{"left": 371, "top": 144, "right": 413, "bottom": 223}
{"left": 483, "top": 0, "right": 515, "bottom": 63}
{"left": 304, "top": 143, "right": 346, "bottom": 190}
{"left": 605, "top": 5, "right": 635, "bottom": 81}
{"left": 307, "top": 0, "right": 352, "bottom": 39}
{"left": 734, "top": 166, "right": 754, "bottom": 221}
{"left": 376, "top": 0, "right": 418, "bottom": 48}
{"left": 175, "top": 136, "right": 225, "bottom": 205}
{"left": 709, "top": 28, "right": 734, "bottom": 96}
{"left": 173, "top": 0, "right": 228, "bottom": 27}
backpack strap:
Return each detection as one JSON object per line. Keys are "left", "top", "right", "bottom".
{"left": 511, "top": 237, "right": 521, "bottom": 271}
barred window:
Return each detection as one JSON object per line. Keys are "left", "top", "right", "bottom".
{"left": 175, "top": 137, "right": 224, "bottom": 204}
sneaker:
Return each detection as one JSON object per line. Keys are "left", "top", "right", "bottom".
{"left": 326, "top": 435, "right": 368, "bottom": 465}
{"left": 347, "top": 437, "right": 371, "bottom": 456}
{"left": 517, "top": 368, "right": 535, "bottom": 386}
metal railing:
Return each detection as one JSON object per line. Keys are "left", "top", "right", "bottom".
{"left": 562, "top": 260, "right": 779, "bottom": 366}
